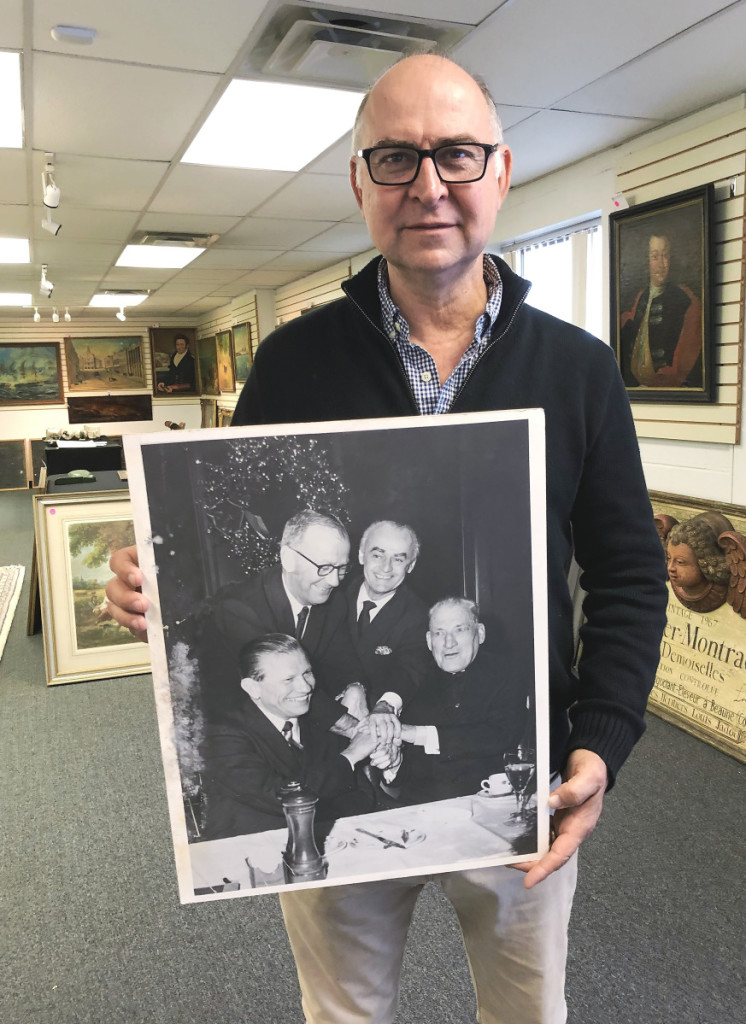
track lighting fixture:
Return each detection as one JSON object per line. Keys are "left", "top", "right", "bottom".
{"left": 42, "top": 155, "right": 60, "bottom": 208}
{"left": 41, "top": 210, "right": 62, "bottom": 236}
{"left": 116, "top": 306, "right": 126, "bottom": 321}
{"left": 33, "top": 306, "right": 40, "bottom": 322}
{"left": 64, "top": 307, "right": 71, "bottom": 322}
{"left": 52, "top": 307, "right": 60, "bottom": 323}
{"left": 40, "top": 264, "right": 54, "bottom": 298}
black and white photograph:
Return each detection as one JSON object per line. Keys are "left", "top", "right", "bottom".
{"left": 124, "top": 411, "right": 549, "bottom": 903}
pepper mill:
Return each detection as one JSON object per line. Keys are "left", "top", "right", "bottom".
{"left": 280, "top": 780, "right": 328, "bottom": 883}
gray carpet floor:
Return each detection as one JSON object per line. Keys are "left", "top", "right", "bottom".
{"left": 0, "top": 488, "right": 743, "bottom": 1024}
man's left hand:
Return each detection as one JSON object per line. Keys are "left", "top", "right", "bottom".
{"left": 365, "top": 709, "right": 401, "bottom": 746}
{"left": 518, "top": 748, "right": 608, "bottom": 889}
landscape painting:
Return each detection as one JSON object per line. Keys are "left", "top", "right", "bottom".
{"left": 0, "top": 343, "right": 62, "bottom": 406}
{"left": 232, "top": 322, "right": 252, "bottom": 382}
{"left": 65, "top": 337, "right": 146, "bottom": 391}
{"left": 197, "top": 337, "right": 219, "bottom": 395}
{"left": 67, "top": 519, "right": 140, "bottom": 650}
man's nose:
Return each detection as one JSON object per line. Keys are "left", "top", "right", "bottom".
{"left": 444, "top": 631, "right": 457, "bottom": 648}
{"left": 408, "top": 155, "right": 448, "bottom": 202}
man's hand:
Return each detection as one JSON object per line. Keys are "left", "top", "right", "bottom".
{"left": 364, "top": 709, "right": 401, "bottom": 747}
{"left": 519, "top": 748, "right": 608, "bottom": 889}
{"left": 105, "top": 545, "right": 149, "bottom": 643}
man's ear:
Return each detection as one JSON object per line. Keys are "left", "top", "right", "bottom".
{"left": 279, "top": 545, "right": 294, "bottom": 572}
{"left": 495, "top": 144, "right": 512, "bottom": 207}
{"left": 350, "top": 157, "right": 364, "bottom": 211}
{"left": 406, "top": 558, "right": 417, "bottom": 575}
{"left": 426, "top": 631, "right": 433, "bottom": 653}
{"left": 240, "top": 676, "right": 261, "bottom": 701}
{"left": 477, "top": 623, "right": 486, "bottom": 645}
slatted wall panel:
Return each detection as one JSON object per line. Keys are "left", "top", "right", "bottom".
{"left": 274, "top": 259, "right": 352, "bottom": 325}
{"left": 616, "top": 109, "right": 746, "bottom": 443}
{"left": 197, "top": 292, "right": 260, "bottom": 356}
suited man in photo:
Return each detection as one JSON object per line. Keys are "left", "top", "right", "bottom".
{"left": 391, "top": 597, "right": 528, "bottom": 805}
{"left": 201, "top": 634, "right": 378, "bottom": 840}
{"left": 345, "top": 520, "right": 430, "bottom": 718}
{"left": 195, "top": 510, "right": 364, "bottom": 733}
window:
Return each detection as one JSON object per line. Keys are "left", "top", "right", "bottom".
{"left": 496, "top": 220, "right": 603, "bottom": 337}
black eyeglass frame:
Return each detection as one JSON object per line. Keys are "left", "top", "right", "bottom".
{"left": 356, "top": 143, "right": 500, "bottom": 186}
{"left": 289, "top": 547, "right": 350, "bottom": 579}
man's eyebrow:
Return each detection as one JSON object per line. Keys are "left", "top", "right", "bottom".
{"left": 367, "top": 136, "right": 482, "bottom": 149}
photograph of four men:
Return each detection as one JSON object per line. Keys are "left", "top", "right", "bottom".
{"left": 126, "top": 411, "right": 548, "bottom": 896}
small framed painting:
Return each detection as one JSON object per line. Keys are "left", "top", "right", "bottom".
{"left": 197, "top": 337, "right": 220, "bottom": 396}
{"left": 33, "top": 492, "right": 151, "bottom": 685}
{"left": 232, "top": 322, "right": 252, "bottom": 383}
{"left": 216, "top": 329, "right": 235, "bottom": 393}
{"left": 0, "top": 343, "right": 62, "bottom": 406}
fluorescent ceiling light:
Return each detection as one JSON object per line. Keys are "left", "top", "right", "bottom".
{"left": 0, "top": 237, "right": 30, "bottom": 263}
{"left": 182, "top": 79, "right": 361, "bottom": 172}
{"left": 0, "top": 53, "right": 23, "bottom": 148}
{"left": 89, "top": 293, "right": 148, "bottom": 308}
{"left": 116, "top": 245, "right": 204, "bottom": 269}
{"left": 0, "top": 293, "right": 32, "bottom": 306}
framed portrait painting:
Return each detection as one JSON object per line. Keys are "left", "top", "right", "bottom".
{"left": 232, "top": 321, "right": 252, "bottom": 383}
{"left": 197, "top": 336, "right": 220, "bottom": 396}
{"left": 124, "top": 411, "right": 549, "bottom": 903}
{"left": 149, "top": 328, "right": 198, "bottom": 397}
{"left": 65, "top": 337, "right": 147, "bottom": 392}
{"left": 609, "top": 184, "right": 714, "bottom": 403}
{"left": 216, "top": 329, "right": 235, "bottom": 393}
{"left": 0, "top": 343, "right": 62, "bottom": 406}
{"left": 33, "top": 492, "right": 151, "bottom": 685}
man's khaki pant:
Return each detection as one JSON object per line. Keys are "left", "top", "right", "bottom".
{"left": 280, "top": 853, "right": 578, "bottom": 1024}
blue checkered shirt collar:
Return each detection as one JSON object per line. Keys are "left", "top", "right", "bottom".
{"left": 377, "top": 256, "right": 503, "bottom": 414}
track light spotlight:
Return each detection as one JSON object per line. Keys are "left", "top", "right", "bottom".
{"left": 33, "top": 306, "right": 40, "bottom": 322}
{"left": 116, "top": 306, "right": 126, "bottom": 321}
{"left": 42, "top": 155, "right": 61, "bottom": 209}
{"left": 41, "top": 210, "right": 62, "bottom": 236}
{"left": 52, "top": 307, "right": 60, "bottom": 323}
{"left": 64, "top": 307, "right": 71, "bottom": 322}
{"left": 40, "top": 264, "right": 54, "bottom": 298}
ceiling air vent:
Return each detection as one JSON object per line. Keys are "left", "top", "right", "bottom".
{"left": 129, "top": 230, "right": 219, "bottom": 248}
{"left": 239, "top": 4, "right": 472, "bottom": 89}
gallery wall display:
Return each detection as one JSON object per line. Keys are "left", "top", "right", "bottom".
{"left": 197, "top": 336, "right": 220, "bottom": 395}
{"left": 231, "top": 322, "right": 252, "bottom": 383}
{"left": 0, "top": 342, "right": 63, "bottom": 406}
{"left": 67, "top": 395, "right": 153, "bottom": 423}
{"left": 0, "top": 439, "right": 29, "bottom": 490}
{"left": 649, "top": 491, "right": 746, "bottom": 763}
{"left": 149, "top": 327, "right": 199, "bottom": 397}
{"left": 609, "top": 184, "right": 714, "bottom": 403}
{"left": 64, "top": 336, "right": 147, "bottom": 392}
{"left": 124, "top": 410, "right": 549, "bottom": 903}
{"left": 216, "top": 329, "right": 236, "bottom": 392}
{"left": 33, "top": 491, "right": 151, "bottom": 685}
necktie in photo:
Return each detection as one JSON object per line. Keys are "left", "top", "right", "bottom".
{"left": 295, "top": 605, "right": 309, "bottom": 639}
{"left": 357, "top": 599, "right": 376, "bottom": 637}
{"left": 282, "top": 720, "right": 302, "bottom": 750}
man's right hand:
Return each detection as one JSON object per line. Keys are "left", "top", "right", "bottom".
{"left": 106, "top": 545, "right": 149, "bottom": 643}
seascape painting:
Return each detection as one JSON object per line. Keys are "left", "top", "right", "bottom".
{"left": 232, "top": 322, "right": 252, "bottom": 382}
{"left": 0, "top": 343, "right": 62, "bottom": 406}
{"left": 65, "top": 337, "right": 147, "bottom": 391}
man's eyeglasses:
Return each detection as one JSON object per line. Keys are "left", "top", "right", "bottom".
{"left": 290, "top": 547, "right": 350, "bottom": 579}
{"left": 356, "top": 143, "right": 499, "bottom": 186}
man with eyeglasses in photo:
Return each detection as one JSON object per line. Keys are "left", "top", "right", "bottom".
{"left": 108, "top": 53, "right": 667, "bottom": 1024}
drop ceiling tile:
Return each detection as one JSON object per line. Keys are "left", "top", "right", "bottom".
{"left": 191, "top": 248, "right": 281, "bottom": 269}
{"left": 101, "top": 267, "right": 177, "bottom": 287}
{"left": 504, "top": 109, "right": 660, "bottom": 188}
{"left": 0, "top": 205, "right": 31, "bottom": 236}
{"left": 137, "top": 212, "right": 241, "bottom": 236}
{"left": 229, "top": 269, "right": 301, "bottom": 289}
{"left": 456, "top": 0, "right": 735, "bottom": 108}
{"left": 262, "top": 251, "right": 340, "bottom": 273}
{"left": 34, "top": 0, "right": 266, "bottom": 73}
{"left": 224, "top": 218, "right": 337, "bottom": 248}
{"left": 337, "top": 0, "right": 499, "bottom": 25}
{"left": 32, "top": 205, "right": 139, "bottom": 243}
{"left": 33, "top": 238, "right": 122, "bottom": 266}
{"left": 171, "top": 266, "right": 246, "bottom": 284}
{"left": 253, "top": 173, "right": 361, "bottom": 221}
{"left": 3, "top": 0, "right": 23, "bottom": 47}
{"left": 0, "top": 150, "right": 28, "bottom": 203}
{"left": 559, "top": 4, "right": 746, "bottom": 120}
{"left": 150, "top": 164, "right": 293, "bottom": 217}
{"left": 33, "top": 54, "right": 220, "bottom": 160}
{"left": 32, "top": 153, "right": 169, "bottom": 210}
{"left": 296, "top": 221, "right": 373, "bottom": 253}
{"left": 305, "top": 134, "right": 354, "bottom": 175}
